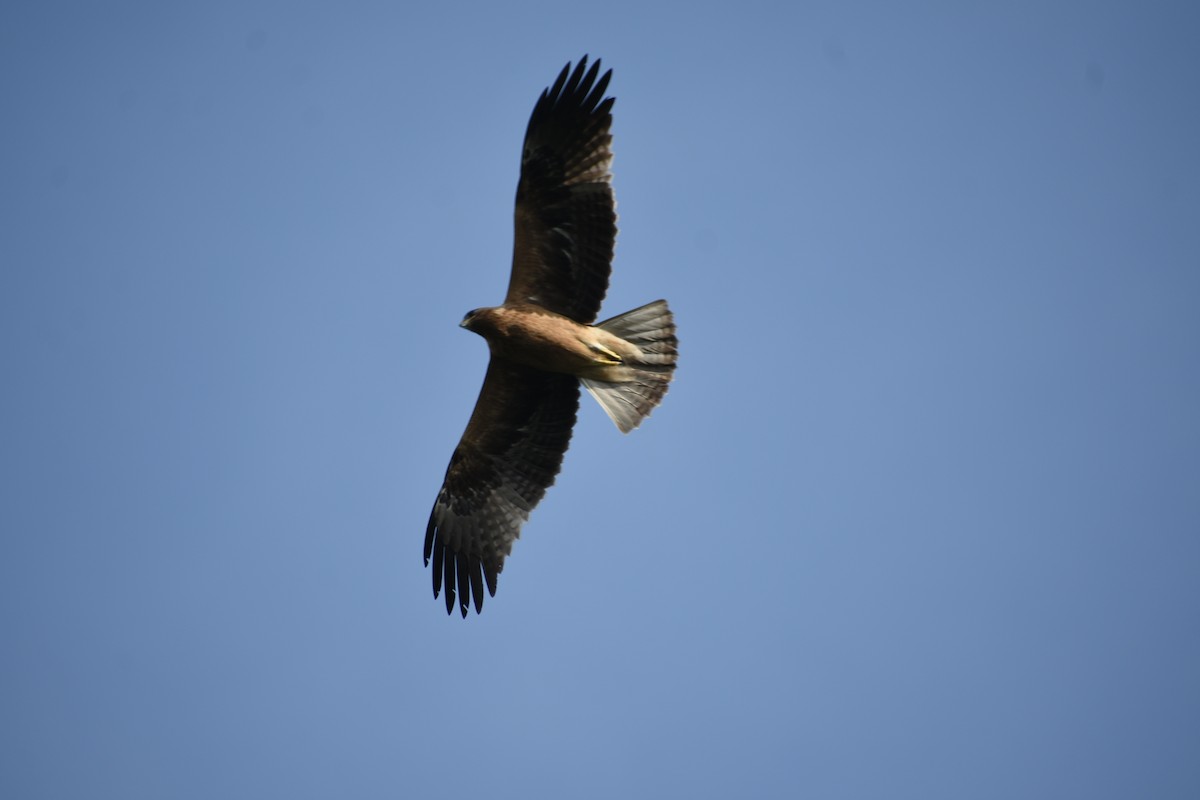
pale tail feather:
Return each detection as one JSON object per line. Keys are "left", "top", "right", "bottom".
{"left": 582, "top": 300, "right": 678, "bottom": 433}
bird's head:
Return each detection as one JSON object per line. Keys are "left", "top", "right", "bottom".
{"left": 460, "top": 307, "right": 493, "bottom": 334}
{"left": 460, "top": 309, "right": 480, "bottom": 329}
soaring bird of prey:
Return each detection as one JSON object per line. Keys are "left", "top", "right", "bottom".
{"left": 423, "top": 57, "right": 678, "bottom": 617}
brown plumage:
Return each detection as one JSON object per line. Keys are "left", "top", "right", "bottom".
{"left": 423, "top": 57, "right": 678, "bottom": 617}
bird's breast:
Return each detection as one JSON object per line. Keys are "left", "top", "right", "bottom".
{"left": 480, "top": 307, "right": 610, "bottom": 376}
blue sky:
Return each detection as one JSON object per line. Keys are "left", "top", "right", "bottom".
{"left": 3, "top": 2, "right": 1199, "bottom": 798}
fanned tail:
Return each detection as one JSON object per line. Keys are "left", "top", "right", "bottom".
{"left": 581, "top": 299, "right": 678, "bottom": 433}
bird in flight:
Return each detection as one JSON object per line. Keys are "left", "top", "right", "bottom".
{"left": 423, "top": 56, "right": 678, "bottom": 617}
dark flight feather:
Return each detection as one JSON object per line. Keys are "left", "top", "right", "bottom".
{"left": 424, "top": 360, "right": 579, "bottom": 616}
{"left": 508, "top": 55, "right": 616, "bottom": 324}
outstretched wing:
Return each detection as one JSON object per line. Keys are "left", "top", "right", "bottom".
{"left": 424, "top": 359, "right": 580, "bottom": 617}
{"left": 507, "top": 56, "right": 616, "bottom": 324}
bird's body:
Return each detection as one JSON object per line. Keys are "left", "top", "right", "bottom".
{"left": 465, "top": 305, "right": 642, "bottom": 378}
{"left": 424, "top": 57, "right": 677, "bottom": 616}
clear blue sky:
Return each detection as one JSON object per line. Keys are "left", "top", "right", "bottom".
{"left": 3, "top": 2, "right": 1198, "bottom": 798}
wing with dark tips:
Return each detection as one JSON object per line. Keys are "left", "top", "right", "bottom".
{"left": 507, "top": 56, "right": 616, "bottom": 324}
{"left": 424, "top": 358, "right": 579, "bottom": 616}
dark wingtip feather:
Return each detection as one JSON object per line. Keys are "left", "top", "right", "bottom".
{"left": 456, "top": 555, "right": 471, "bottom": 618}
{"left": 484, "top": 562, "right": 499, "bottom": 597}
{"left": 443, "top": 546, "right": 457, "bottom": 615}
{"left": 546, "top": 60, "right": 572, "bottom": 105}
{"left": 585, "top": 67, "right": 613, "bottom": 113}
{"left": 430, "top": 536, "right": 444, "bottom": 598}
{"left": 562, "top": 55, "right": 593, "bottom": 102}
{"left": 423, "top": 527, "right": 433, "bottom": 566}
{"left": 469, "top": 556, "right": 485, "bottom": 614}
